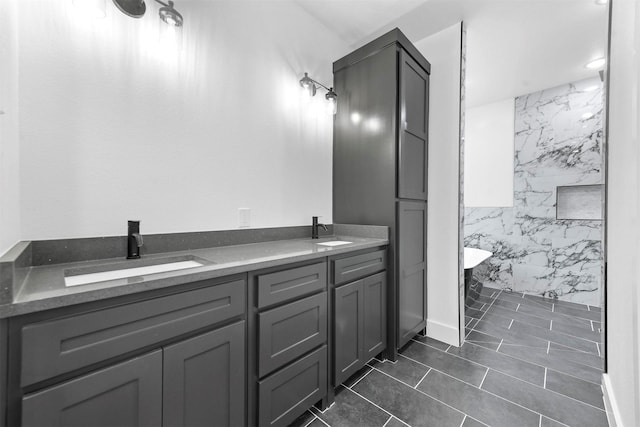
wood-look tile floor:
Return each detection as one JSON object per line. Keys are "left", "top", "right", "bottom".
{"left": 288, "top": 287, "right": 607, "bottom": 427}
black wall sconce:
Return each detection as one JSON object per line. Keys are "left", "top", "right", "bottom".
{"left": 299, "top": 72, "right": 337, "bottom": 115}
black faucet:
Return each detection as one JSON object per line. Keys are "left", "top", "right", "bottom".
{"left": 127, "top": 220, "right": 144, "bottom": 259}
{"left": 312, "top": 216, "right": 328, "bottom": 239}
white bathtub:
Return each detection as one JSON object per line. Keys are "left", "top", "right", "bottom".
{"left": 464, "top": 247, "right": 493, "bottom": 270}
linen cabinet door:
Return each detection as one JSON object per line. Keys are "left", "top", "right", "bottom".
{"left": 398, "top": 49, "right": 429, "bottom": 201}
{"left": 163, "top": 321, "right": 245, "bottom": 427}
{"left": 334, "top": 279, "right": 364, "bottom": 385}
{"left": 22, "top": 351, "right": 162, "bottom": 427}
{"left": 397, "top": 200, "right": 427, "bottom": 349}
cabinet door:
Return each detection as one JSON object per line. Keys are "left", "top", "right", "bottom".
{"left": 163, "top": 321, "right": 245, "bottom": 427}
{"left": 334, "top": 280, "right": 364, "bottom": 385}
{"left": 22, "top": 351, "right": 162, "bottom": 427}
{"left": 397, "top": 201, "right": 427, "bottom": 348}
{"left": 398, "top": 49, "right": 429, "bottom": 200}
{"left": 363, "top": 272, "right": 387, "bottom": 360}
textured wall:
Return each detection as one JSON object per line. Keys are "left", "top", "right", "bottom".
{"left": 464, "top": 77, "right": 603, "bottom": 306}
{"left": 17, "top": 1, "right": 348, "bottom": 240}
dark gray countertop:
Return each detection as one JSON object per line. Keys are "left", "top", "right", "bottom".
{"left": 0, "top": 234, "right": 388, "bottom": 318}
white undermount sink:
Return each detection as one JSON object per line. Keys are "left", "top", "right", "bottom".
{"left": 64, "top": 256, "right": 207, "bottom": 287}
{"left": 315, "top": 240, "right": 353, "bottom": 247}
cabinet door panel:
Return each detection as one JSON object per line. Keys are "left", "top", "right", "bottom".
{"left": 22, "top": 351, "right": 162, "bottom": 427}
{"left": 363, "top": 272, "right": 387, "bottom": 360}
{"left": 334, "top": 280, "right": 364, "bottom": 385}
{"left": 163, "top": 321, "right": 245, "bottom": 427}
{"left": 398, "top": 49, "right": 429, "bottom": 200}
{"left": 397, "top": 201, "right": 427, "bottom": 348}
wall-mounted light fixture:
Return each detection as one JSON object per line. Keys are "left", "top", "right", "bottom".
{"left": 299, "top": 72, "right": 337, "bottom": 115}
{"left": 74, "top": 0, "right": 183, "bottom": 27}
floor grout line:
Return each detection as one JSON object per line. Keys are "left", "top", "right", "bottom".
{"left": 301, "top": 412, "right": 318, "bottom": 427}
{"left": 414, "top": 368, "right": 432, "bottom": 389}
{"left": 479, "top": 369, "right": 489, "bottom": 388}
{"left": 344, "top": 381, "right": 412, "bottom": 427}
{"left": 349, "top": 368, "right": 373, "bottom": 389}
{"left": 366, "top": 364, "right": 473, "bottom": 420}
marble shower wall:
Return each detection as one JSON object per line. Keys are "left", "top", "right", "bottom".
{"left": 464, "top": 78, "right": 603, "bottom": 306}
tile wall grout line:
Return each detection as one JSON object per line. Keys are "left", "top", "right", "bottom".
{"left": 552, "top": 304, "right": 555, "bottom": 313}
{"left": 597, "top": 342, "right": 601, "bottom": 357}
{"left": 496, "top": 339, "right": 504, "bottom": 352}
{"left": 543, "top": 367, "right": 547, "bottom": 389}
{"left": 590, "top": 320, "right": 594, "bottom": 332}
{"left": 516, "top": 303, "right": 521, "bottom": 312}
{"left": 459, "top": 415, "right": 467, "bottom": 427}
{"left": 382, "top": 415, "right": 393, "bottom": 427}
{"left": 508, "top": 319, "right": 514, "bottom": 330}
{"left": 414, "top": 368, "right": 432, "bottom": 389}
{"left": 546, "top": 341, "right": 551, "bottom": 354}
{"left": 550, "top": 320, "right": 553, "bottom": 331}
{"left": 539, "top": 414, "right": 543, "bottom": 427}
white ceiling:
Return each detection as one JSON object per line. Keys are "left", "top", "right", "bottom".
{"left": 295, "top": 0, "right": 609, "bottom": 107}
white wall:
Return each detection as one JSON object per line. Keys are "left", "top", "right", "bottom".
{"left": 17, "top": 0, "right": 349, "bottom": 240}
{"left": 604, "top": 0, "right": 640, "bottom": 425}
{"left": 464, "top": 98, "right": 514, "bottom": 207}
{"left": 0, "top": 0, "right": 21, "bottom": 256}
{"left": 415, "top": 22, "right": 463, "bottom": 346}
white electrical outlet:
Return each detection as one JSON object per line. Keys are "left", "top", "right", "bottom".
{"left": 238, "top": 208, "right": 251, "bottom": 228}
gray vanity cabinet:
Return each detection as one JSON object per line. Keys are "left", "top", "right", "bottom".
{"left": 22, "top": 350, "right": 163, "bottom": 427}
{"left": 333, "top": 28, "right": 430, "bottom": 358}
{"left": 10, "top": 276, "right": 247, "bottom": 427}
{"left": 332, "top": 250, "right": 387, "bottom": 386}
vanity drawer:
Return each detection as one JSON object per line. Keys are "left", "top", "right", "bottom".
{"left": 258, "top": 345, "right": 327, "bottom": 427}
{"left": 258, "top": 292, "right": 327, "bottom": 377}
{"left": 257, "top": 262, "right": 326, "bottom": 309}
{"left": 332, "top": 249, "right": 387, "bottom": 285}
{"left": 21, "top": 278, "right": 246, "bottom": 387}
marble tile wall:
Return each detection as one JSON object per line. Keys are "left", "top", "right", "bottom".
{"left": 464, "top": 78, "right": 604, "bottom": 306}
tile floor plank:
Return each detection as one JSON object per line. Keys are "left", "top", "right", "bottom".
{"left": 402, "top": 340, "right": 488, "bottom": 387}
{"left": 352, "top": 369, "right": 466, "bottom": 427}
{"left": 417, "top": 369, "right": 540, "bottom": 427}
{"left": 481, "top": 370, "right": 608, "bottom": 427}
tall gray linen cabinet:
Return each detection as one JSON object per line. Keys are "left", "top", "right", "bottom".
{"left": 332, "top": 28, "right": 431, "bottom": 360}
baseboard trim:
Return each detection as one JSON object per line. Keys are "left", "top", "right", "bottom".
{"left": 602, "top": 373, "right": 622, "bottom": 427}
{"left": 426, "top": 319, "right": 459, "bottom": 346}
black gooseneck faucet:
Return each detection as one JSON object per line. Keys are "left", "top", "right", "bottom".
{"left": 127, "top": 220, "right": 144, "bottom": 259}
{"left": 312, "top": 216, "right": 328, "bottom": 239}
